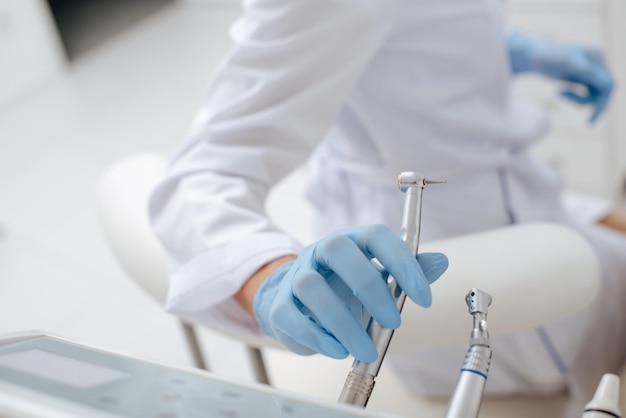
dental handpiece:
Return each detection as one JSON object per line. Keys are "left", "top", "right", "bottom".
{"left": 582, "top": 374, "right": 622, "bottom": 418}
{"left": 445, "top": 289, "right": 493, "bottom": 418}
{"left": 338, "top": 172, "right": 445, "bottom": 407}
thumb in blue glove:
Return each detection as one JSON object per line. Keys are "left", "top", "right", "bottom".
{"left": 506, "top": 30, "right": 614, "bottom": 123}
{"left": 253, "top": 224, "right": 448, "bottom": 363}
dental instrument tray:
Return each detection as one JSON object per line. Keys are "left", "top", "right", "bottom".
{"left": 0, "top": 331, "right": 401, "bottom": 418}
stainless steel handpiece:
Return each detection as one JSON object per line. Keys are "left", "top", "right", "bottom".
{"left": 338, "top": 172, "right": 445, "bottom": 407}
{"left": 445, "top": 288, "right": 493, "bottom": 418}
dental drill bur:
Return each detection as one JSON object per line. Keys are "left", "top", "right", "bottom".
{"left": 338, "top": 172, "right": 445, "bottom": 407}
{"left": 445, "top": 289, "right": 493, "bottom": 418}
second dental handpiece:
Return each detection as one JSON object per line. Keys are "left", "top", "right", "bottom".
{"left": 445, "top": 289, "right": 493, "bottom": 418}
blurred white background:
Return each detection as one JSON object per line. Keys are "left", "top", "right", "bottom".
{"left": 0, "top": 0, "right": 257, "bottom": 380}
{"left": 0, "top": 0, "right": 624, "bottom": 411}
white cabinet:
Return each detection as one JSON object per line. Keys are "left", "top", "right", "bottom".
{"left": 0, "top": 0, "right": 65, "bottom": 112}
{"left": 508, "top": 0, "right": 624, "bottom": 200}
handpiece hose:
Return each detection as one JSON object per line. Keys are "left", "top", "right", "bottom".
{"left": 338, "top": 172, "right": 444, "bottom": 407}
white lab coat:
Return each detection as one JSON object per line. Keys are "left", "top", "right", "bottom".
{"left": 148, "top": 1, "right": 626, "bottom": 416}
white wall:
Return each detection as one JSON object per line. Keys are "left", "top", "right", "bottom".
{"left": 608, "top": 0, "right": 626, "bottom": 204}
{"left": 0, "top": 0, "right": 65, "bottom": 112}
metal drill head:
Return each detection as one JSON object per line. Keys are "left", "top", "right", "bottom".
{"left": 397, "top": 172, "right": 425, "bottom": 192}
{"left": 398, "top": 172, "right": 446, "bottom": 192}
{"left": 465, "top": 288, "right": 492, "bottom": 315}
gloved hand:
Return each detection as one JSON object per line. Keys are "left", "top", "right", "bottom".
{"left": 253, "top": 224, "right": 448, "bottom": 363}
{"left": 506, "top": 30, "right": 614, "bottom": 123}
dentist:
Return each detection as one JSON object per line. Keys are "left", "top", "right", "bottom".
{"left": 149, "top": 1, "right": 625, "bottom": 417}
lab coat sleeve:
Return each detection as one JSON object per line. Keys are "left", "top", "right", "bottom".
{"left": 149, "top": 0, "right": 395, "bottom": 333}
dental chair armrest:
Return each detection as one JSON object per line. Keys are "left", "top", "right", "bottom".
{"left": 98, "top": 154, "right": 170, "bottom": 303}
{"left": 391, "top": 223, "right": 600, "bottom": 352}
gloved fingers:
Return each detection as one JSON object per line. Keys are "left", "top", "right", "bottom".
{"left": 561, "top": 83, "right": 612, "bottom": 123}
{"left": 531, "top": 41, "right": 614, "bottom": 123}
{"left": 572, "top": 49, "right": 614, "bottom": 123}
{"left": 314, "top": 274, "right": 374, "bottom": 328}
{"left": 371, "top": 251, "right": 447, "bottom": 289}
{"left": 590, "top": 97, "right": 609, "bottom": 123}
{"left": 294, "top": 271, "right": 379, "bottom": 363}
{"left": 560, "top": 89, "right": 593, "bottom": 105}
{"left": 416, "top": 252, "right": 449, "bottom": 284}
{"left": 271, "top": 298, "right": 350, "bottom": 359}
{"left": 348, "top": 225, "right": 433, "bottom": 308}
{"left": 560, "top": 83, "right": 612, "bottom": 124}
{"left": 274, "top": 326, "right": 347, "bottom": 358}
{"left": 311, "top": 233, "right": 401, "bottom": 329}
{"left": 588, "top": 79, "right": 613, "bottom": 123}
{"left": 585, "top": 48, "right": 606, "bottom": 64}
{"left": 273, "top": 331, "right": 318, "bottom": 356}
{"left": 279, "top": 322, "right": 347, "bottom": 357}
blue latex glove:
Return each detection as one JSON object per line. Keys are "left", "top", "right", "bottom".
{"left": 506, "top": 30, "right": 614, "bottom": 123}
{"left": 253, "top": 225, "right": 448, "bottom": 363}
